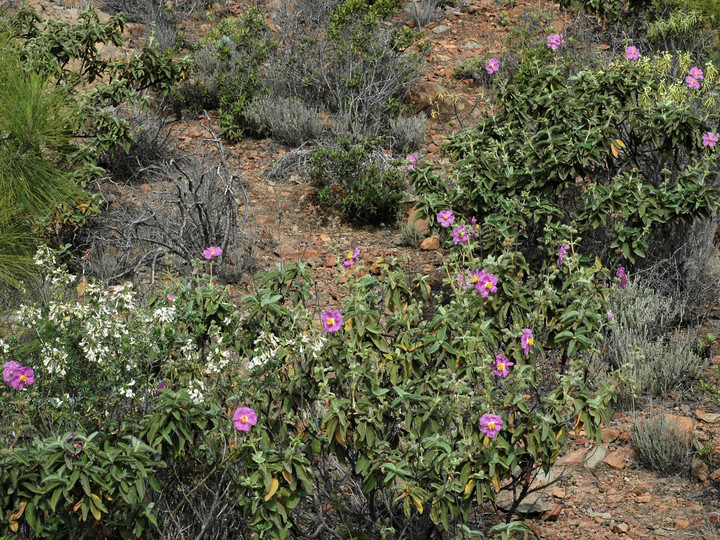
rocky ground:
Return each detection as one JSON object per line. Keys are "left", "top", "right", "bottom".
{"left": 21, "top": 0, "right": 720, "bottom": 536}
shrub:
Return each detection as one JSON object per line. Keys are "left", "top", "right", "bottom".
{"left": 307, "top": 139, "right": 404, "bottom": 225}
{"left": 244, "top": 95, "right": 323, "bottom": 146}
{"left": 99, "top": 0, "right": 178, "bottom": 51}
{"left": 0, "top": 52, "right": 83, "bottom": 287}
{"left": 413, "top": 51, "right": 720, "bottom": 286}
{"left": 604, "top": 280, "right": 707, "bottom": 401}
{"left": 406, "top": 0, "right": 439, "bottom": 28}
{"left": 181, "top": 9, "right": 273, "bottom": 141}
{"left": 82, "top": 118, "right": 253, "bottom": 282}
{"left": 98, "top": 103, "right": 180, "bottom": 183}
{"left": 262, "top": 0, "right": 422, "bottom": 141}
{"left": 0, "top": 222, "right": 617, "bottom": 538}
{"left": 388, "top": 113, "right": 427, "bottom": 154}
{"left": 632, "top": 412, "right": 693, "bottom": 475}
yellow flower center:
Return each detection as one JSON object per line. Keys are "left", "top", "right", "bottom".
{"left": 241, "top": 416, "right": 248, "bottom": 423}
{"left": 487, "top": 422, "right": 495, "bottom": 430}
{"left": 472, "top": 275, "right": 479, "bottom": 283}
{"left": 20, "top": 375, "right": 27, "bottom": 382}
{"left": 497, "top": 363, "right": 505, "bottom": 371}
{"left": 527, "top": 337, "right": 534, "bottom": 346}
{"left": 326, "top": 317, "right": 335, "bottom": 326}
{"left": 346, "top": 252, "right": 354, "bottom": 259}
{"left": 485, "top": 281, "right": 493, "bottom": 289}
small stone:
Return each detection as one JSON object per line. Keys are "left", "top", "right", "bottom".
{"left": 612, "top": 522, "right": 629, "bottom": 533}
{"left": 550, "top": 488, "right": 566, "bottom": 498}
{"left": 692, "top": 458, "right": 709, "bottom": 482}
{"left": 556, "top": 448, "right": 588, "bottom": 468}
{"left": 419, "top": 235, "right": 440, "bottom": 250}
{"left": 635, "top": 493, "right": 652, "bottom": 503}
{"left": 431, "top": 24, "right": 451, "bottom": 34}
{"left": 583, "top": 445, "right": 607, "bottom": 470}
{"left": 664, "top": 414, "right": 694, "bottom": 437}
{"left": 319, "top": 234, "right": 331, "bottom": 243}
{"left": 601, "top": 428, "right": 620, "bottom": 443}
{"left": 542, "top": 504, "right": 563, "bottom": 521}
{"left": 696, "top": 409, "right": 720, "bottom": 423}
{"left": 495, "top": 491, "right": 553, "bottom": 514}
{"left": 710, "top": 468, "right": 720, "bottom": 481}
{"left": 604, "top": 446, "right": 634, "bottom": 470}
{"left": 674, "top": 519, "right": 691, "bottom": 529}
{"left": 463, "top": 40, "right": 482, "bottom": 49}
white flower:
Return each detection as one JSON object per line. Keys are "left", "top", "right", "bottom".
{"left": 188, "top": 380, "right": 205, "bottom": 404}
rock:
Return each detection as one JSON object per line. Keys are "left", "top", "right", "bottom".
{"left": 583, "top": 445, "right": 607, "bottom": 470}
{"left": 368, "top": 259, "right": 383, "bottom": 275}
{"left": 696, "top": 409, "right": 720, "bottom": 423}
{"left": 431, "top": 24, "right": 451, "bottom": 34}
{"left": 409, "top": 81, "right": 444, "bottom": 113}
{"left": 533, "top": 468, "right": 557, "bottom": 487}
{"left": 550, "top": 488, "right": 566, "bottom": 499}
{"left": 674, "top": 519, "right": 691, "bottom": 529}
{"left": 495, "top": 491, "right": 554, "bottom": 514}
{"left": 419, "top": 235, "right": 440, "bottom": 250}
{"left": 692, "top": 457, "right": 709, "bottom": 482}
{"left": 604, "top": 446, "right": 634, "bottom": 470}
{"left": 635, "top": 493, "right": 652, "bottom": 503}
{"left": 601, "top": 428, "right": 620, "bottom": 443}
{"left": 406, "top": 207, "right": 430, "bottom": 235}
{"left": 463, "top": 40, "right": 482, "bottom": 49}
{"left": 710, "top": 468, "right": 720, "bottom": 481}
{"left": 664, "top": 414, "right": 694, "bottom": 439}
{"left": 542, "top": 504, "right": 563, "bottom": 521}
{"left": 555, "top": 448, "right": 588, "bottom": 468}
{"left": 612, "top": 522, "right": 629, "bottom": 533}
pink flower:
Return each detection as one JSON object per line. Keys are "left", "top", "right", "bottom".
{"left": 547, "top": 34, "right": 565, "bottom": 50}
{"left": 452, "top": 225, "right": 470, "bottom": 244}
{"left": 203, "top": 246, "right": 223, "bottom": 259}
{"left": 686, "top": 75, "right": 700, "bottom": 89}
{"left": 9, "top": 365, "right": 34, "bottom": 390}
{"left": 689, "top": 66, "right": 704, "bottom": 80}
{"left": 703, "top": 132, "right": 718, "bottom": 147}
{"left": 480, "top": 413, "right": 504, "bottom": 438}
{"left": 491, "top": 353, "right": 513, "bottom": 378}
{"left": 3, "top": 361, "right": 21, "bottom": 383}
{"left": 625, "top": 46, "right": 640, "bottom": 60}
{"left": 485, "top": 57, "right": 499, "bottom": 74}
{"left": 470, "top": 216, "right": 480, "bottom": 237}
{"left": 155, "top": 380, "right": 167, "bottom": 397}
{"left": 437, "top": 210, "right": 455, "bottom": 228}
{"left": 557, "top": 243, "right": 570, "bottom": 265}
{"left": 167, "top": 294, "right": 175, "bottom": 302}
{"left": 475, "top": 271, "right": 498, "bottom": 297}
{"left": 233, "top": 407, "right": 258, "bottom": 432}
{"left": 616, "top": 266, "right": 628, "bottom": 289}
{"left": 322, "top": 308, "right": 343, "bottom": 333}
{"left": 342, "top": 248, "right": 361, "bottom": 268}
{"left": 521, "top": 328, "right": 534, "bottom": 356}
{"left": 405, "top": 155, "right": 419, "bottom": 170}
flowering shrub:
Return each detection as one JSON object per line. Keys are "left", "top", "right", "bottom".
{"left": 414, "top": 51, "right": 720, "bottom": 284}
{"left": 0, "top": 236, "right": 617, "bottom": 538}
